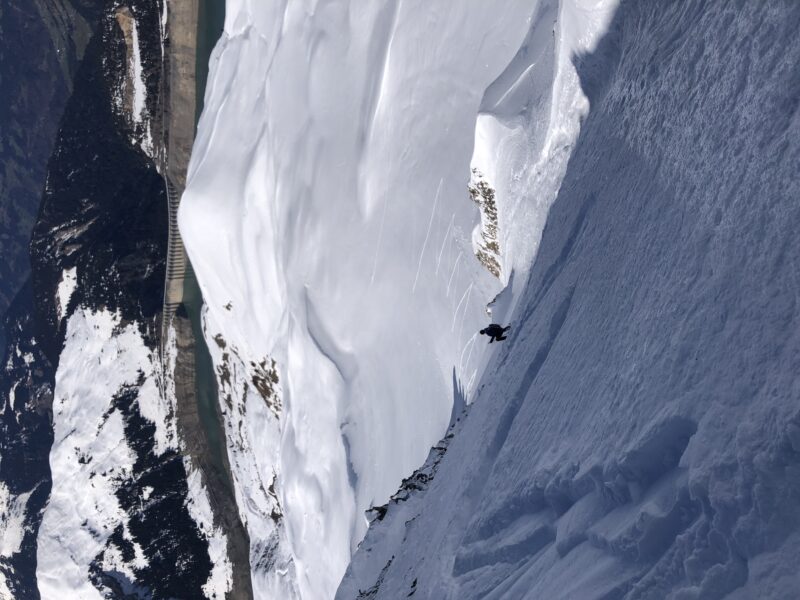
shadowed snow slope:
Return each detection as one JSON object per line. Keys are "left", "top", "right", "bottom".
{"left": 337, "top": 1, "right": 800, "bottom": 598}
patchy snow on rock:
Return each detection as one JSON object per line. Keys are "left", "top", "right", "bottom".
{"left": 55, "top": 266, "right": 77, "bottom": 322}
{"left": 184, "top": 460, "right": 233, "bottom": 600}
{"left": 130, "top": 17, "right": 146, "bottom": 124}
{"left": 96, "top": 521, "right": 147, "bottom": 587}
{"left": 36, "top": 308, "right": 151, "bottom": 598}
{"left": 5, "top": 383, "right": 16, "bottom": 411}
{"left": 157, "top": 324, "right": 232, "bottom": 599}
{"left": 114, "top": 7, "right": 154, "bottom": 157}
{"left": 138, "top": 331, "right": 177, "bottom": 458}
{"left": 469, "top": 168, "right": 501, "bottom": 279}
{"left": 201, "top": 310, "right": 292, "bottom": 598}
{"left": 0, "top": 575, "right": 12, "bottom": 600}
{"left": 0, "top": 482, "right": 31, "bottom": 561}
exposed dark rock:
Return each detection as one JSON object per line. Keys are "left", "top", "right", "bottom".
{"left": 0, "top": 282, "right": 55, "bottom": 598}
{"left": 0, "top": 0, "right": 102, "bottom": 339}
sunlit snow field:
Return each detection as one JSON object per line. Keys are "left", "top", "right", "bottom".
{"left": 181, "top": 0, "right": 800, "bottom": 598}
{"left": 180, "top": 0, "right": 618, "bottom": 596}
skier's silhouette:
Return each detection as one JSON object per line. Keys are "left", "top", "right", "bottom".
{"left": 480, "top": 324, "right": 511, "bottom": 343}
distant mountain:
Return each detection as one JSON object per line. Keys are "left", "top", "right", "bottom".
{"left": 0, "top": 0, "right": 101, "bottom": 344}
{"left": 1, "top": 1, "right": 230, "bottom": 597}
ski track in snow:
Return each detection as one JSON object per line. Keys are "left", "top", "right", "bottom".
{"left": 446, "top": 252, "right": 463, "bottom": 299}
{"left": 412, "top": 178, "right": 443, "bottom": 293}
{"left": 435, "top": 213, "right": 455, "bottom": 276}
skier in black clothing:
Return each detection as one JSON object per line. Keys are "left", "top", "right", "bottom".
{"left": 480, "top": 324, "right": 511, "bottom": 343}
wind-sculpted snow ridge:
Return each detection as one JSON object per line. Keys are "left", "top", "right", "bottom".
{"left": 339, "top": 1, "right": 800, "bottom": 598}
{"left": 180, "top": 0, "right": 617, "bottom": 596}
{"left": 470, "top": 0, "right": 617, "bottom": 300}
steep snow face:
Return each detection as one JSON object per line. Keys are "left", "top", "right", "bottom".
{"left": 339, "top": 1, "right": 800, "bottom": 598}
{"left": 181, "top": 0, "right": 617, "bottom": 596}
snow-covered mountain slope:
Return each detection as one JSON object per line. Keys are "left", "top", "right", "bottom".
{"left": 37, "top": 308, "right": 170, "bottom": 598}
{"left": 338, "top": 1, "right": 800, "bottom": 598}
{"left": 180, "top": 0, "right": 617, "bottom": 597}
{"left": 36, "top": 306, "right": 231, "bottom": 599}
